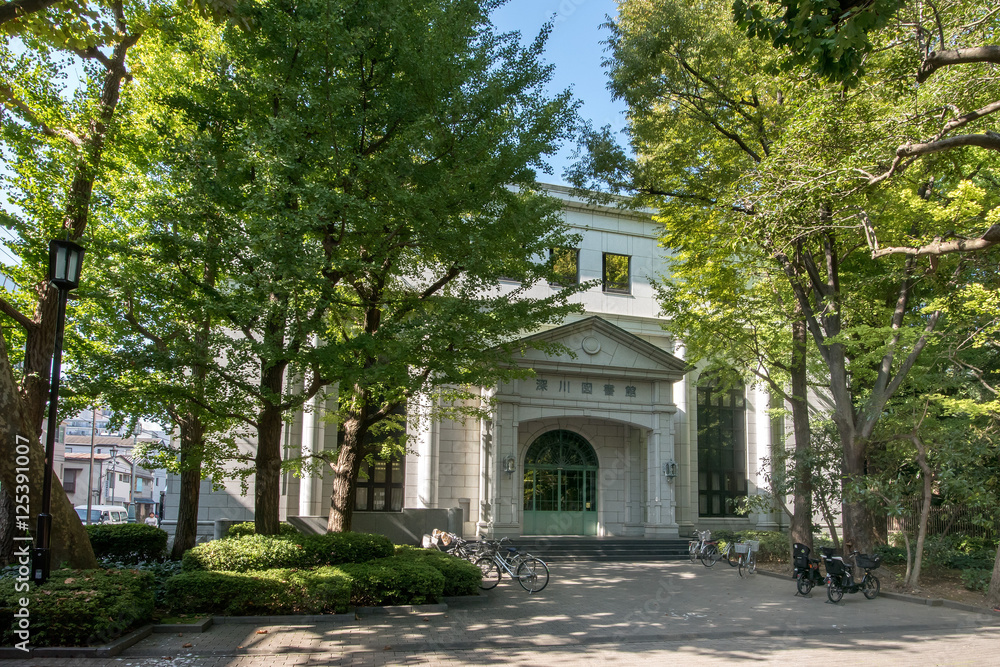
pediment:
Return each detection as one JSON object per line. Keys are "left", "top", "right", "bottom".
{"left": 512, "top": 316, "right": 691, "bottom": 381}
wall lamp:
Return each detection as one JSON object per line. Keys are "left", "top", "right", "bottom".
{"left": 662, "top": 460, "right": 677, "bottom": 480}
{"left": 502, "top": 455, "right": 516, "bottom": 477}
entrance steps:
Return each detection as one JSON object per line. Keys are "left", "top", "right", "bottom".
{"left": 505, "top": 536, "right": 691, "bottom": 562}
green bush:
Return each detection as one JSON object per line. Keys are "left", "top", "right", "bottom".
{"left": 0, "top": 569, "right": 154, "bottom": 647}
{"left": 960, "top": 568, "right": 992, "bottom": 593}
{"left": 224, "top": 522, "right": 300, "bottom": 539}
{"left": 182, "top": 534, "right": 308, "bottom": 572}
{"left": 341, "top": 557, "right": 445, "bottom": 606}
{"left": 393, "top": 546, "right": 482, "bottom": 596}
{"left": 874, "top": 544, "right": 907, "bottom": 565}
{"left": 300, "top": 532, "right": 394, "bottom": 566}
{"left": 164, "top": 567, "right": 351, "bottom": 615}
{"left": 183, "top": 531, "right": 394, "bottom": 572}
{"left": 86, "top": 524, "right": 168, "bottom": 564}
{"left": 947, "top": 551, "right": 996, "bottom": 570}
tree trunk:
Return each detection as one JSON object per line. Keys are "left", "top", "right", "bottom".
{"left": 0, "top": 332, "right": 96, "bottom": 569}
{"left": 789, "top": 310, "right": 813, "bottom": 552}
{"left": 328, "top": 408, "right": 368, "bottom": 533}
{"left": 817, "top": 492, "right": 840, "bottom": 550}
{"left": 905, "top": 435, "right": 933, "bottom": 589}
{"left": 169, "top": 415, "right": 205, "bottom": 560}
{"left": 987, "top": 533, "right": 1000, "bottom": 609}
{"left": 0, "top": 488, "right": 14, "bottom": 566}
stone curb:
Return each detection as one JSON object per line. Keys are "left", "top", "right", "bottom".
{"left": 758, "top": 567, "right": 1000, "bottom": 617}
{"left": 0, "top": 624, "right": 153, "bottom": 660}
{"left": 152, "top": 617, "right": 215, "bottom": 633}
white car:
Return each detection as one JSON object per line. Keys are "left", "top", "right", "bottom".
{"left": 75, "top": 504, "right": 128, "bottom": 525}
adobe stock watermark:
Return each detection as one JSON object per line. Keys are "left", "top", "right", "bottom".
{"left": 555, "top": 0, "right": 587, "bottom": 23}
{"left": 12, "top": 434, "right": 34, "bottom": 651}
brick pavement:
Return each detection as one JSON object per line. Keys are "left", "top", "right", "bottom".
{"left": 7, "top": 561, "right": 1000, "bottom": 665}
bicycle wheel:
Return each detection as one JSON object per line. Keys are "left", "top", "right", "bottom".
{"left": 689, "top": 542, "right": 699, "bottom": 563}
{"left": 701, "top": 544, "right": 721, "bottom": 567}
{"left": 827, "top": 581, "right": 844, "bottom": 603}
{"left": 796, "top": 573, "right": 813, "bottom": 596}
{"left": 747, "top": 553, "right": 757, "bottom": 574}
{"left": 862, "top": 573, "right": 880, "bottom": 600}
{"left": 475, "top": 557, "right": 501, "bottom": 590}
{"left": 725, "top": 546, "right": 738, "bottom": 567}
{"left": 515, "top": 558, "right": 550, "bottom": 593}
{"left": 738, "top": 553, "right": 755, "bottom": 578}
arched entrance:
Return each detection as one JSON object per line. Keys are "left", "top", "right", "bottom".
{"left": 522, "top": 430, "right": 599, "bottom": 535}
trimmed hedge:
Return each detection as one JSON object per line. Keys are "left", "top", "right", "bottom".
{"left": 393, "top": 546, "right": 482, "bottom": 596}
{"left": 0, "top": 569, "right": 154, "bottom": 647}
{"left": 182, "top": 531, "right": 394, "bottom": 572}
{"left": 711, "top": 529, "right": 789, "bottom": 562}
{"left": 224, "top": 521, "right": 300, "bottom": 539}
{"left": 87, "top": 523, "right": 168, "bottom": 564}
{"left": 341, "top": 556, "right": 445, "bottom": 606}
{"left": 163, "top": 567, "right": 351, "bottom": 615}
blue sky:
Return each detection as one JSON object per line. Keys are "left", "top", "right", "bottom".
{"left": 490, "top": 0, "right": 627, "bottom": 185}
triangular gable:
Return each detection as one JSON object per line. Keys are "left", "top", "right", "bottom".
{"left": 512, "top": 316, "right": 692, "bottom": 381}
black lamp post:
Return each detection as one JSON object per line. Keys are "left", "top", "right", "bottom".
{"left": 32, "top": 239, "right": 85, "bottom": 585}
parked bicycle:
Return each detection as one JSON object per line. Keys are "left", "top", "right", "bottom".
{"left": 431, "top": 529, "right": 491, "bottom": 562}
{"left": 475, "top": 537, "right": 550, "bottom": 593}
{"left": 734, "top": 539, "right": 759, "bottom": 578}
{"left": 718, "top": 539, "right": 740, "bottom": 569}
{"left": 820, "top": 547, "right": 881, "bottom": 603}
{"left": 689, "top": 530, "right": 723, "bottom": 567}
{"left": 792, "top": 542, "right": 825, "bottom": 595}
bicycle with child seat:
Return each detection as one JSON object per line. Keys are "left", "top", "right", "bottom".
{"left": 475, "top": 537, "right": 550, "bottom": 593}
{"left": 821, "top": 547, "right": 881, "bottom": 603}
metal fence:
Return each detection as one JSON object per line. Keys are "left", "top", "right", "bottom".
{"left": 886, "top": 501, "right": 997, "bottom": 539}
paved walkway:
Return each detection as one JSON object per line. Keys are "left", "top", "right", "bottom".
{"left": 10, "top": 561, "right": 1000, "bottom": 665}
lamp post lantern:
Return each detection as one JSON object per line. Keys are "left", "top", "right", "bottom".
{"left": 33, "top": 239, "right": 85, "bottom": 585}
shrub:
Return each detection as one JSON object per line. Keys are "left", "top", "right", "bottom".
{"left": 99, "top": 559, "right": 184, "bottom": 608}
{"left": 960, "top": 568, "right": 992, "bottom": 593}
{"left": 164, "top": 567, "right": 351, "bottom": 615}
{"left": 300, "top": 532, "right": 394, "bottom": 566}
{"left": 341, "top": 557, "right": 445, "bottom": 606}
{"left": 393, "top": 546, "right": 482, "bottom": 596}
{"left": 86, "top": 524, "right": 168, "bottom": 564}
{"left": 0, "top": 569, "right": 154, "bottom": 647}
{"left": 224, "top": 522, "right": 300, "bottom": 539}
{"left": 183, "top": 531, "right": 394, "bottom": 572}
{"left": 182, "top": 534, "right": 308, "bottom": 572}
{"left": 874, "top": 544, "right": 907, "bottom": 565}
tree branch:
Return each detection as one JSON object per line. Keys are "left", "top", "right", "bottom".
{"left": 896, "top": 133, "right": 1000, "bottom": 158}
{"left": 0, "top": 84, "right": 85, "bottom": 148}
{"left": 0, "top": 294, "right": 35, "bottom": 332}
{"left": 871, "top": 223, "right": 1000, "bottom": 257}
{"left": 917, "top": 46, "right": 1000, "bottom": 83}
{"left": 0, "top": 0, "right": 59, "bottom": 26}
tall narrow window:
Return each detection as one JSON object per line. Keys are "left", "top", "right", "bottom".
{"left": 355, "top": 456, "right": 405, "bottom": 512}
{"left": 602, "top": 253, "right": 630, "bottom": 293}
{"left": 697, "top": 374, "right": 747, "bottom": 517}
{"left": 549, "top": 248, "right": 579, "bottom": 286}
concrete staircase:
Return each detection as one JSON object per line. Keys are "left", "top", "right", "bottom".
{"left": 500, "top": 536, "right": 691, "bottom": 562}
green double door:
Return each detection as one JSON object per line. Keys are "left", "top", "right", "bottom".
{"left": 522, "top": 430, "right": 599, "bottom": 536}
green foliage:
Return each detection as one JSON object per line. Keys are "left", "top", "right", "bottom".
{"left": 732, "top": 0, "right": 903, "bottom": 86}
{"left": 709, "top": 530, "right": 787, "bottom": 562}
{"left": 182, "top": 535, "right": 308, "bottom": 572}
{"left": 182, "top": 532, "right": 394, "bottom": 571}
{"left": 393, "top": 546, "right": 482, "bottom": 596}
{"left": 874, "top": 544, "right": 907, "bottom": 565}
{"left": 163, "top": 567, "right": 351, "bottom": 615}
{"left": 86, "top": 523, "right": 168, "bottom": 564}
{"left": 300, "top": 533, "right": 395, "bottom": 566}
{"left": 0, "top": 569, "right": 154, "bottom": 647}
{"left": 225, "top": 522, "right": 299, "bottom": 539}
{"left": 340, "top": 557, "right": 445, "bottom": 607}
{"left": 961, "top": 569, "right": 992, "bottom": 593}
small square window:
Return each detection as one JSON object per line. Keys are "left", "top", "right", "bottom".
{"left": 603, "top": 253, "right": 630, "bottom": 293}
{"left": 549, "top": 248, "right": 579, "bottom": 286}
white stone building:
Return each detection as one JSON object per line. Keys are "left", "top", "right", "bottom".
{"left": 164, "top": 185, "right": 782, "bottom": 544}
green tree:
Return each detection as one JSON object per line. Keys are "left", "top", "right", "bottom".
{"left": 123, "top": 0, "right": 583, "bottom": 534}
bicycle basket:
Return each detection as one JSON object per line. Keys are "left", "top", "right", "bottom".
{"left": 734, "top": 542, "right": 750, "bottom": 554}
{"left": 747, "top": 540, "right": 760, "bottom": 553}
{"left": 855, "top": 554, "right": 881, "bottom": 570}
{"left": 699, "top": 530, "right": 711, "bottom": 541}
